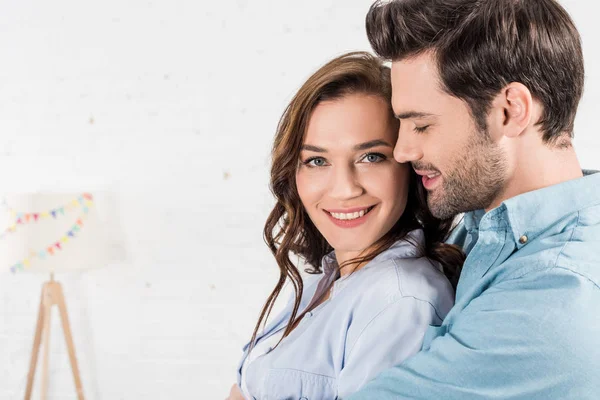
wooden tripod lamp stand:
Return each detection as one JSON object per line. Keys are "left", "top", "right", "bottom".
{"left": 25, "top": 272, "right": 85, "bottom": 400}
{"left": 1, "top": 192, "right": 114, "bottom": 400}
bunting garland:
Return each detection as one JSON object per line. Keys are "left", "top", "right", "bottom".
{"left": 0, "top": 193, "right": 93, "bottom": 240}
{"left": 0, "top": 193, "right": 95, "bottom": 273}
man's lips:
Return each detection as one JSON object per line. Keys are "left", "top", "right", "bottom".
{"left": 413, "top": 169, "right": 441, "bottom": 179}
{"left": 414, "top": 170, "right": 442, "bottom": 190}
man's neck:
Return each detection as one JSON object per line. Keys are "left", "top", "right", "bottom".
{"left": 486, "top": 142, "right": 583, "bottom": 212}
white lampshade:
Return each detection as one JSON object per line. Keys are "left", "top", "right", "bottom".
{"left": 0, "top": 192, "right": 125, "bottom": 274}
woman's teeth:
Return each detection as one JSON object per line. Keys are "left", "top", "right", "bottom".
{"left": 330, "top": 207, "right": 372, "bottom": 221}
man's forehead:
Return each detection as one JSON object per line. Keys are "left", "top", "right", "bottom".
{"left": 390, "top": 55, "right": 443, "bottom": 114}
{"left": 391, "top": 53, "right": 438, "bottom": 78}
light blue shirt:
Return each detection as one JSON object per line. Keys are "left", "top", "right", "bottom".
{"left": 349, "top": 171, "right": 600, "bottom": 400}
{"left": 236, "top": 229, "right": 455, "bottom": 399}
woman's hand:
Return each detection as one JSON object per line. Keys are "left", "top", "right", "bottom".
{"left": 225, "top": 383, "right": 246, "bottom": 400}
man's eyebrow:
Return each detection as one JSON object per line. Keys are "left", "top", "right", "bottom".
{"left": 394, "top": 111, "right": 437, "bottom": 119}
{"left": 353, "top": 139, "right": 393, "bottom": 151}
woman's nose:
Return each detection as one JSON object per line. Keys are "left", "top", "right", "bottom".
{"left": 328, "top": 166, "right": 364, "bottom": 200}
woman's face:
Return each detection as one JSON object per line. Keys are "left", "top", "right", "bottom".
{"left": 296, "top": 93, "right": 410, "bottom": 260}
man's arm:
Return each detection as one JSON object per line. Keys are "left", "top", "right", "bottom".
{"left": 347, "top": 268, "right": 600, "bottom": 399}
{"left": 337, "top": 297, "right": 440, "bottom": 398}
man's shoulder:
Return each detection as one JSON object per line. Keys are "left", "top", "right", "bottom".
{"left": 555, "top": 200, "right": 600, "bottom": 288}
{"left": 512, "top": 198, "right": 600, "bottom": 285}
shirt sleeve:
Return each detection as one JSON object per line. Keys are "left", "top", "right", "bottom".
{"left": 346, "top": 269, "right": 600, "bottom": 400}
{"left": 337, "top": 296, "right": 442, "bottom": 399}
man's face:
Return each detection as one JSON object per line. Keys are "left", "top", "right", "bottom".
{"left": 390, "top": 53, "right": 508, "bottom": 218}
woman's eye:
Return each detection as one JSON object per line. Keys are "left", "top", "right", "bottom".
{"left": 303, "top": 157, "right": 328, "bottom": 167}
{"left": 361, "top": 153, "right": 386, "bottom": 163}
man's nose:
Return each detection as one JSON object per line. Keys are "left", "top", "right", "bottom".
{"left": 329, "top": 165, "right": 364, "bottom": 201}
{"left": 393, "top": 126, "right": 423, "bottom": 164}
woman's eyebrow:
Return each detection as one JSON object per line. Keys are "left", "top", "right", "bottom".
{"left": 301, "top": 144, "right": 327, "bottom": 152}
{"left": 353, "top": 139, "right": 393, "bottom": 151}
{"left": 301, "top": 139, "right": 392, "bottom": 153}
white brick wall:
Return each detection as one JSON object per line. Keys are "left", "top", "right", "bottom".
{"left": 0, "top": 1, "right": 598, "bottom": 399}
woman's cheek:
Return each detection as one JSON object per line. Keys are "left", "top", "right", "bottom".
{"left": 297, "top": 169, "right": 328, "bottom": 203}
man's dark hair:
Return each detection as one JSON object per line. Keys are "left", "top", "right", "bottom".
{"left": 366, "top": 0, "right": 585, "bottom": 145}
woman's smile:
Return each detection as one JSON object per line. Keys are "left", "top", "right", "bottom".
{"left": 323, "top": 205, "right": 377, "bottom": 228}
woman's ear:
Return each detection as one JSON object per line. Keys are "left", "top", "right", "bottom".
{"left": 489, "top": 82, "right": 534, "bottom": 139}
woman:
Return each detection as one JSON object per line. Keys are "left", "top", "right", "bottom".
{"left": 228, "top": 52, "right": 464, "bottom": 400}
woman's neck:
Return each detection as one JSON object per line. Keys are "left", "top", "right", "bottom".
{"left": 335, "top": 249, "right": 370, "bottom": 277}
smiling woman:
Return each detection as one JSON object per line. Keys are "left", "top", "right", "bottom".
{"left": 297, "top": 94, "right": 410, "bottom": 276}
{"left": 230, "top": 52, "right": 465, "bottom": 400}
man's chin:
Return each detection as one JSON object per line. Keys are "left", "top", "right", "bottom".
{"left": 427, "top": 194, "right": 455, "bottom": 220}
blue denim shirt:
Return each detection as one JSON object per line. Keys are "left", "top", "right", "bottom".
{"left": 348, "top": 171, "right": 600, "bottom": 400}
{"left": 236, "top": 229, "right": 454, "bottom": 399}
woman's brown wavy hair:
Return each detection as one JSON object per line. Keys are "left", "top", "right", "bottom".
{"left": 249, "top": 51, "right": 464, "bottom": 352}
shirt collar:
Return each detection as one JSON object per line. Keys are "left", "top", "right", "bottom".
{"left": 320, "top": 228, "right": 425, "bottom": 277}
{"left": 464, "top": 170, "right": 600, "bottom": 247}
{"left": 463, "top": 209, "right": 485, "bottom": 233}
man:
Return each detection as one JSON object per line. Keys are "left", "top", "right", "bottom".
{"left": 348, "top": 0, "right": 600, "bottom": 399}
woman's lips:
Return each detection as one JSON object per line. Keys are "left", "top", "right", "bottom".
{"left": 323, "top": 205, "right": 376, "bottom": 228}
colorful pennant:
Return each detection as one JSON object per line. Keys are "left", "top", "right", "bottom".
{"left": 1, "top": 194, "right": 95, "bottom": 273}
{"left": 0, "top": 194, "right": 93, "bottom": 240}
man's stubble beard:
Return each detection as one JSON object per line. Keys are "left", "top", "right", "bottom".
{"left": 427, "top": 129, "right": 508, "bottom": 219}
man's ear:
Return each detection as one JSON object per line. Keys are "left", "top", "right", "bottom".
{"left": 488, "top": 82, "right": 533, "bottom": 139}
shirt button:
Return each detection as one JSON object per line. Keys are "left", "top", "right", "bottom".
{"left": 300, "top": 397, "right": 308, "bottom": 400}
{"left": 305, "top": 311, "right": 313, "bottom": 318}
{"left": 519, "top": 235, "right": 528, "bottom": 244}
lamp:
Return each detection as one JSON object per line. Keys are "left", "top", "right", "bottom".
{"left": 0, "top": 192, "right": 119, "bottom": 400}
